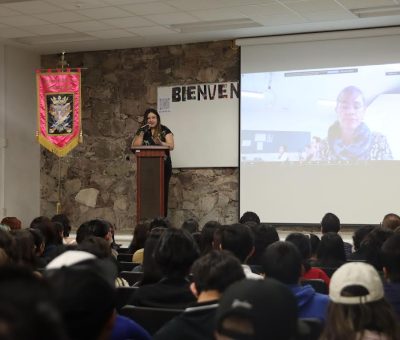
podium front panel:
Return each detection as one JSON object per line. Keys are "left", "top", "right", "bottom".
{"left": 139, "top": 157, "right": 161, "bottom": 219}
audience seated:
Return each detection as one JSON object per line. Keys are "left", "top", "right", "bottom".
{"left": 314, "top": 232, "right": 346, "bottom": 269}
{"left": 220, "top": 223, "right": 263, "bottom": 279}
{"left": 321, "top": 262, "right": 399, "bottom": 340}
{"left": 215, "top": 278, "right": 299, "bottom": 340}
{"left": 381, "top": 234, "right": 400, "bottom": 319}
{"left": 286, "top": 232, "right": 330, "bottom": 286}
{"left": 0, "top": 265, "right": 68, "bottom": 340}
{"left": 199, "top": 220, "right": 221, "bottom": 255}
{"left": 1, "top": 216, "right": 22, "bottom": 230}
{"left": 239, "top": 211, "right": 261, "bottom": 225}
{"left": 309, "top": 233, "right": 320, "bottom": 262}
{"left": 247, "top": 223, "right": 279, "bottom": 266}
{"left": 51, "top": 214, "right": 75, "bottom": 245}
{"left": 128, "top": 228, "right": 199, "bottom": 308}
{"left": 348, "top": 225, "right": 375, "bottom": 261}
{"left": 181, "top": 218, "right": 200, "bottom": 234}
{"left": 45, "top": 250, "right": 151, "bottom": 340}
{"left": 154, "top": 250, "right": 245, "bottom": 340}
{"left": 127, "top": 221, "right": 150, "bottom": 263}
{"left": 261, "top": 241, "right": 329, "bottom": 322}
{"left": 381, "top": 213, "right": 400, "bottom": 231}
{"left": 321, "top": 212, "right": 352, "bottom": 258}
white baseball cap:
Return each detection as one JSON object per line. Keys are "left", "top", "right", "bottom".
{"left": 329, "top": 262, "right": 384, "bottom": 305}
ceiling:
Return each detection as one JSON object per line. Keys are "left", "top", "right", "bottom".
{"left": 0, "top": 0, "right": 399, "bottom": 55}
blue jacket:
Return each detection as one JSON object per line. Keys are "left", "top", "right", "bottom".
{"left": 288, "top": 284, "right": 329, "bottom": 322}
{"left": 384, "top": 282, "right": 400, "bottom": 321}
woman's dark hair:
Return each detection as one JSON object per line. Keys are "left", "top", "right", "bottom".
{"left": 12, "top": 230, "right": 36, "bottom": 269}
{"left": 248, "top": 223, "right": 279, "bottom": 265}
{"left": 154, "top": 228, "right": 200, "bottom": 278}
{"left": 30, "top": 216, "right": 59, "bottom": 246}
{"left": 51, "top": 214, "right": 72, "bottom": 238}
{"left": 309, "top": 233, "right": 320, "bottom": 257}
{"left": 352, "top": 225, "right": 374, "bottom": 252}
{"left": 316, "top": 232, "right": 346, "bottom": 268}
{"left": 200, "top": 220, "right": 221, "bottom": 255}
{"left": 360, "top": 227, "right": 393, "bottom": 270}
{"left": 150, "top": 216, "right": 171, "bottom": 231}
{"left": 128, "top": 222, "right": 150, "bottom": 254}
{"left": 286, "top": 232, "right": 312, "bottom": 272}
{"left": 29, "top": 228, "right": 45, "bottom": 256}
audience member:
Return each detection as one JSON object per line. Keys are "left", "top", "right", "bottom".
{"left": 381, "top": 213, "right": 400, "bottom": 231}
{"left": 1, "top": 216, "right": 22, "bottom": 230}
{"left": 381, "top": 234, "right": 400, "bottom": 319}
{"left": 0, "top": 265, "right": 68, "bottom": 340}
{"left": 129, "top": 228, "right": 199, "bottom": 308}
{"left": 286, "top": 232, "right": 330, "bottom": 286}
{"left": 309, "top": 233, "right": 320, "bottom": 261}
{"left": 321, "top": 212, "right": 352, "bottom": 257}
{"left": 199, "top": 220, "right": 221, "bottom": 255}
{"left": 348, "top": 225, "right": 375, "bottom": 261}
{"left": 0, "top": 228, "right": 15, "bottom": 265}
{"left": 315, "top": 232, "right": 346, "bottom": 269}
{"left": 215, "top": 279, "right": 299, "bottom": 340}
{"left": 154, "top": 250, "right": 245, "bottom": 340}
{"left": 220, "top": 223, "right": 262, "bottom": 279}
{"left": 262, "top": 241, "right": 329, "bottom": 322}
{"left": 150, "top": 216, "right": 171, "bottom": 230}
{"left": 239, "top": 211, "right": 260, "bottom": 225}
{"left": 321, "top": 262, "right": 399, "bottom": 340}
{"left": 181, "top": 218, "right": 199, "bottom": 234}
{"left": 76, "top": 220, "right": 92, "bottom": 244}
{"left": 11, "top": 229, "right": 37, "bottom": 270}
{"left": 128, "top": 221, "right": 150, "bottom": 263}
{"left": 248, "top": 223, "right": 279, "bottom": 266}
{"left": 51, "top": 214, "right": 74, "bottom": 245}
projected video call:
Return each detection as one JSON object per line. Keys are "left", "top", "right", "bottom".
{"left": 241, "top": 63, "right": 400, "bottom": 162}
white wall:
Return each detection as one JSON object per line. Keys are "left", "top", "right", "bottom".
{"left": 0, "top": 44, "right": 40, "bottom": 226}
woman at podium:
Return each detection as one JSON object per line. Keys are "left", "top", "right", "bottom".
{"left": 132, "top": 108, "right": 174, "bottom": 216}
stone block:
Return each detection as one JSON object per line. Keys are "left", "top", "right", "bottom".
{"left": 75, "top": 188, "right": 99, "bottom": 208}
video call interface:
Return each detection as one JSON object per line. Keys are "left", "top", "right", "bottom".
{"left": 240, "top": 63, "right": 400, "bottom": 163}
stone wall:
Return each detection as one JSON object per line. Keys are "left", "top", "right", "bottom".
{"left": 40, "top": 40, "right": 239, "bottom": 231}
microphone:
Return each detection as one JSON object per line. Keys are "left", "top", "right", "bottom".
{"left": 139, "top": 124, "right": 149, "bottom": 132}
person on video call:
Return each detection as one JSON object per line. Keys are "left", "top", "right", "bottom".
{"left": 132, "top": 108, "right": 174, "bottom": 216}
{"left": 320, "top": 86, "right": 392, "bottom": 161}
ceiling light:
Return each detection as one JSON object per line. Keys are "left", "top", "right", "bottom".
{"left": 351, "top": 5, "right": 400, "bottom": 18}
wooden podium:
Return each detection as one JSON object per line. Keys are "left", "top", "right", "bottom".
{"left": 131, "top": 146, "right": 169, "bottom": 222}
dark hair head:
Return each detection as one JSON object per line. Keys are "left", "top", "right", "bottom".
{"left": 239, "top": 211, "right": 260, "bottom": 225}
{"left": 140, "top": 227, "right": 165, "bottom": 285}
{"left": 309, "top": 233, "right": 320, "bottom": 256}
{"left": 361, "top": 227, "right": 393, "bottom": 270}
{"left": 0, "top": 229, "right": 15, "bottom": 262}
{"left": 248, "top": 224, "right": 279, "bottom": 265}
{"left": 46, "top": 261, "right": 116, "bottom": 340}
{"left": 0, "top": 265, "right": 67, "bottom": 340}
{"left": 192, "top": 250, "right": 245, "bottom": 294}
{"left": 317, "top": 232, "right": 346, "bottom": 267}
{"left": 181, "top": 218, "right": 199, "bottom": 234}
{"left": 76, "top": 222, "right": 92, "bottom": 244}
{"left": 220, "top": 224, "right": 255, "bottom": 263}
{"left": 30, "top": 216, "right": 59, "bottom": 246}
{"left": 51, "top": 214, "right": 71, "bottom": 238}
{"left": 77, "top": 236, "right": 112, "bottom": 259}
{"left": 86, "top": 219, "right": 111, "bottom": 239}
{"left": 285, "top": 233, "right": 311, "bottom": 271}
{"left": 381, "top": 234, "right": 400, "bottom": 283}
{"left": 352, "top": 225, "right": 374, "bottom": 251}
{"left": 200, "top": 220, "right": 221, "bottom": 254}
{"left": 261, "top": 241, "right": 302, "bottom": 284}
{"left": 1, "top": 217, "right": 22, "bottom": 230}
{"left": 150, "top": 216, "right": 171, "bottom": 231}
{"left": 12, "top": 229, "right": 36, "bottom": 269}
{"left": 154, "top": 228, "right": 199, "bottom": 278}
{"left": 29, "top": 228, "right": 45, "bottom": 256}
{"left": 129, "top": 222, "right": 150, "bottom": 253}
{"left": 321, "top": 213, "right": 341, "bottom": 233}
{"left": 381, "top": 213, "right": 400, "bottom": 231}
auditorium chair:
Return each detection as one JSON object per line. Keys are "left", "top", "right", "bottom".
{"left": 118, "top": 261, "right": 140, "bottom": 272}
{"left": 116, "top": 286, "right": 138, "bottom": 312}
{"left": 119, "top": 271, "right": 143, "bottom": 286}
{"left": 117, "top": 253, "right": 134, "bottom": 262}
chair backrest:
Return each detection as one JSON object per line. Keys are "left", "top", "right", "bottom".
{"left": 298, "top": 318, "right": 323, "bottom": 340}
{"left": 117, "top": 247, "right": 130, "bottom": 254}
{"left": 120, "top": 305, "right": 184, "bottom": 335}
{"left": 301, "top": 279, "right": 328, "bottom": 294}
{"left": 116, "top": 286, "right": 138, "bottom": 312}
{"left": 119, "top": 271, "right": 143, "bottom": 286}
{"left": 118, "top": 261, "right": 140, "bottom": 272}
{"left": 117, "top": 253, "right": 134, "bottom": 262}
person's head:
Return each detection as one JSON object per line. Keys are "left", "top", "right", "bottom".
{"left": 29, "top": 228, "right": 45, "bottom": 257}
{"left": 261, "top": 241, "right": 302, "bottom": 284}
{"left": 191, "top": 250, "right": 245, "bottom": 298}
{"left": 0, "top": 265, "right": 67, "bottom": 340}
{"left": 215, "top": 279, "right": 298, "bottom": 340}
{"left": 248, "top": 223, "right": 279, "bottom": 265}
{"left": 360, "top": 227, "right": 393, "bottom": 270}
{"left": 12, "top": 229, "right": 36, "bottom": 268}
{"left": 129, "top": 222, "right": 150, "bottom": 252}
{"left": 45, "top": 258, "right": 116, "bottom": 340}
{"left": 200, "top": 220, "right": 221, "bottom": 254}
{"left": 321, "top": 212, "right": 341, "bottom": 234}
{"left": 30, "top": 216, "right": 59, "bottom": 246}
{"left": 181, "top": 218, "right": 199, "bottom": 234}
{"left": 154, "top": 227, "right": 199, "bottom": 278}
{"left": 352, "top": 225, "right": 374, "bottom": 252}
{"left": 51, "top": 214, "right": 72, "bottom": 238}
{"left": 86, "top": 219, "right": 112, "bottom": 243}
{"left": 220, "top": 224, "right": 255, "bottom": 263}
{"left": 140, "top": 227, "right": 165, "bottom": 285}
{"left": 0, "top": 228, "right": 15, "bottom": 263}
{"left": 285, "top": 232, "right": 311, "bottom": 272}
{"left": 309, "top": 233, "right": 320, "bottom": 258}
{"left": 323, "top": 262, "right": 400, "bottom": 340}
{"left": 381, "top": 213, "right": 400, "bottom": 231}
{"left": 77, "top": 236, "right": 112, "bottom": 259}
{"left": 239, "top": 211, "right": 260, "bottom": 225}
{"left": 317, "top": 232, "right": 346, "bottom": 265}
{"left": 1, "top": 216, "right": 22, "bottom": 230}
{"left": 143, "top": 108, "right": 160, "bottom": 130}
{"left": 381, "top": 234, "right": 400, "bottom": 283}
{"left": 76, "top": 221, "right": 93, "bottom": 244}
{"left": 150, "top": 216, "right": 171, "bottom": 231}
{"left": 336, "top": 86, "right": 366, "bottom": 132}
